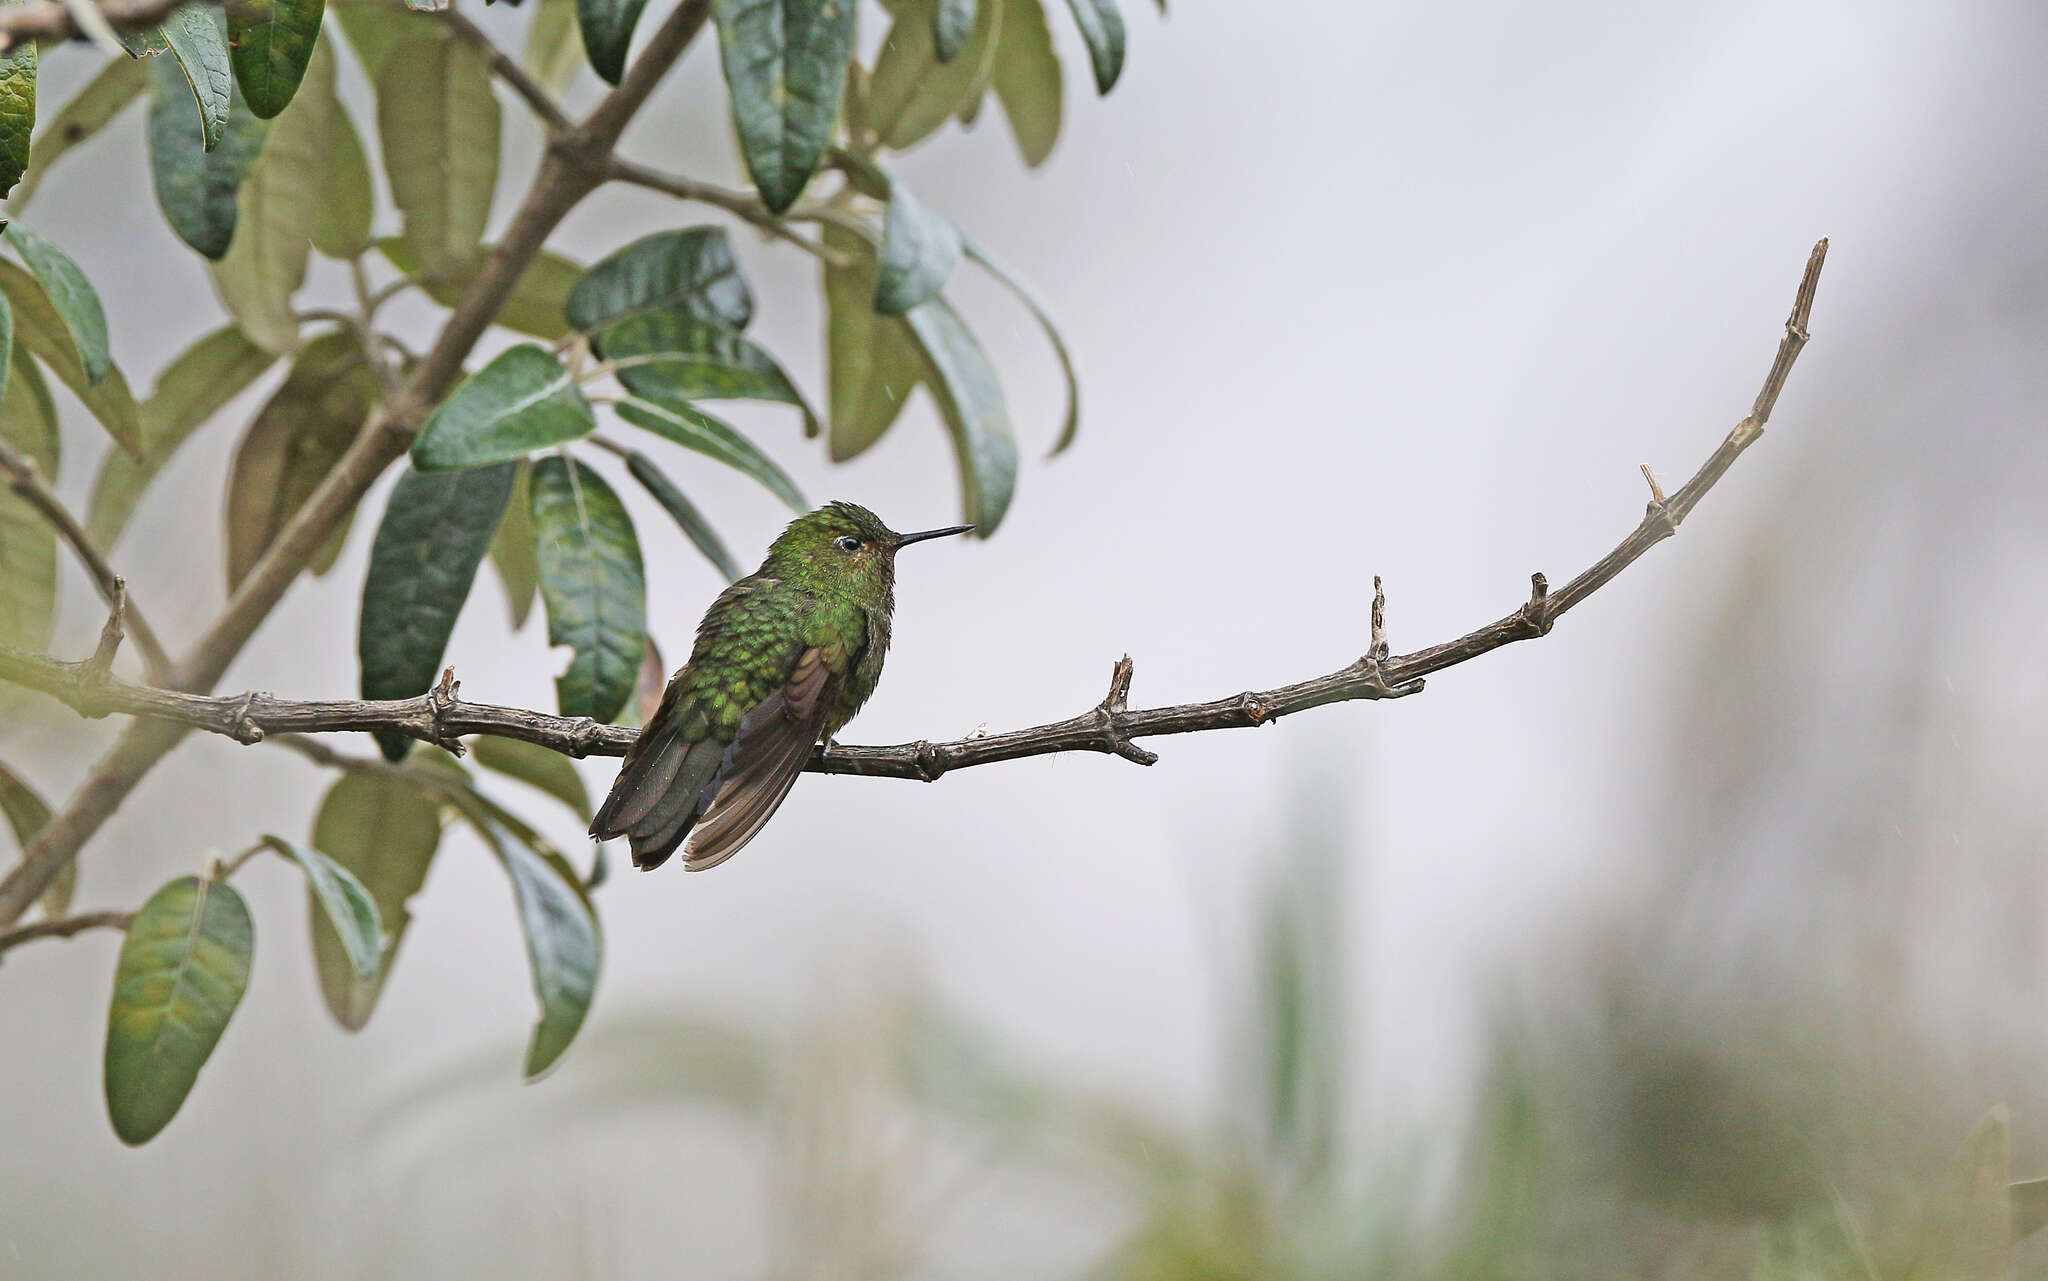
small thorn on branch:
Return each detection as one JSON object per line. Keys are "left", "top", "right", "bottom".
{"left": 80, "top": 578, "right": 128, "bottom": 686}
{"left": 1640, "top": 464, "right": 1666, "bottom": 505}
{"left": 1519, "top": 571, "right": 1554, "bottom": 637}
{"left": 1370, "top": 575, "right": 1390, "bottom": 664}
{"left": 1093, "top": 655, "right": 1158, "bottom": 765}
{"left": 1354, "top": 577, "right": 1422, "bottom": 699}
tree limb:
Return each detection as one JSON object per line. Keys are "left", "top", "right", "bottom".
{"left": 0, "top": 0, "right": 191, "bottom": 50}
{"left": 0, "top": 909, "right": 132, "bottom": 959}
{"left": 0, "top": 437, "right": 173, "bottom": 683}
{"left": 0, "top": 0, "right": 718, "bottom": 927}
{"left": 0, "top": 238, "right": 1830, "bottom": 780}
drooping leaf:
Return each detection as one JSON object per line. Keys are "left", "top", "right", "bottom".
{"left": 358, "top": 462, "right": 518, "bottom": 760}
{"left": 312, "top": 100, "right": 373, "bottom": 259}
{"left": 597, "top": 311, "right": 816, "bottom": 431}
{"left": 531, "top": 456, "right": 645, "bottom": 724}
{"left": 2013, "top": 1177, "right": 2048, "bottom": 1243}
{"left": 412, "top": 344, "right": 594, "bottom": 470}
{"left": 378, "top": 26, "right": 499, "bottom": 277}
{"left": 1059, "top": 0, "right": 1123, "bottom": 93}
{"left": 223, "top": 330, "right": 377, "bottom": 588}
{"left": 0, "top": 758, "right": 69, "bottom": 918}
{"left": 488, "top": 458, "right": 539, "bottom": 627}
{"left": 87, "top": 326, "right": 276, "bottom": 548}
{"left": 10, "top": 55, "right": 145, "bottom": 208}
{"left": 523, "top": 0, "right": 584, "bottom": 95}
{"left": 615, "top": 397, "right": 805, "bottom": 511}
{"left": 632, "top": 633, "right": 665, "bottom": 724}
{"left": 0, "top": 258, "right": 139, "bottom": 455}
{"left": 565, "top": 227, "right": 752, "bottom": 333}
{"left": 162, "top": 3, "right": 234, "bottom": 151}
{"left": 103, "top": 876, "right": 254, "bottom": 1145}
{"left": 1907, "top": 1108, "right": 2012, "bottom": 1281}
{"left": 622, "top": 449, "right": 741, "bottom": 581}
{"left": 206, "top": 39, "right": 330, "bottom": 352}
{"left": 309, "top": 770, "right": 441, "bottom": 1029}
{"left": 934, "top": 0, "right": 976, "bottom": 60}
{"left": 823, "top": 223, "right": 922, "bottom": 460}
{"left": 226, "top": 0, "right": 325, "bottom": 118}
{"left": 262, "top": 834, "right": 381, "bottom": 980}
{"left": 5, "top": 224, "right": 110, "bottom": 386}
{"left": 448, "top": 790, "right": 599, "bottom": 1077}
{"left": 377, "top": 239, "right": 582, "bottom": 341}
{"left": 966, "top": 240, "right": 1078, "bottom": 453}
{"left": 471, "top": 735, "right": 592, "bottom": 822}
{"left": 904, "top": 297, "right": 1016, "bottom": 532}
{"left": 991, "top": 0, "right": 1059, "bottom": 166}
{"left": 119, "top": 24, "right": 169, "bottom": 56}
{"left": 147, "top": 56, "right": 269, "bottom": 260}
{"left": 576, "top": 0, "right": 648, "bottom": 85}
{"left": 331, "top": 0, "right": 401, "bottom": 80}
{"left": 867, "top": 0, "right": 1000, "bottom": 151}
{"left": 875, "top": 182, "right": 962, "bottom": 315}
{"left": 713, "top": 0, "right": 857, "bottom": 213}
{"left": 0, "top": 334, "right": 55, "bottom": 655}
{"left": 0, "top": 31, "right": 35, "bottom": 197}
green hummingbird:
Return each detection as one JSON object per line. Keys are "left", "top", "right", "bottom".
{"left": 590, "top": 502, "right": 972, "bottom": 871}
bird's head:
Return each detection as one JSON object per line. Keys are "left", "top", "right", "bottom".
{"left": 761, "top": 502, "right": 972, "bottom": 604}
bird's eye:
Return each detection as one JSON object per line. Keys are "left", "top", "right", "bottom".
{"left": 835, "top": 535, "right": 862, "bottom": 552}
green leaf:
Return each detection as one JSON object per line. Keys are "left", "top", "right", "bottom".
{"left": 412, "top": 344, "right": 594, "bottom": 471}
{"left": 965, "top": 241, "right": 1077, "bottom": 453}
{"left": 206, "top": 39, "right": 330, "bottom": 352}
{"left": 823, "top": 223, "right": 922, "bottom": 460}
{"left": 1060, "top": 0, "right": 1122, "bottom": 93}
{"left": 358, "top": 461, "right": 518, "bottom": 761}
{"left": 471, "top": 735, "right": 592, "bottom": 822}
{"left": 103, "top": 876, "right": 254, "bottom": 1146}
{"left": 312, "top": 99, "right": 373, "bottom": 259}
{"left": 622, "top": 449, "right": 741, "bottom": 581}
{"left": 577, "top": 0, "right": 648, "bottom": 85}
{"left": 309, "top": 770, "right": 441, "bottom": 1029}
{"left": 0, "top": 758, "right": 62, "bottom": 917}
{"left": 488, "top": 458, "right": 539, "bottom": 628}
{"left": 904, "top": 297, "right": 1016, "bottom": 532}
{"left": 598, "top": 311, "right": 816, "bottom": 431}
{"left": 867, "top": 0, "right": 1000, "bottom": 150}
{"left": 226, "top": 0, "right": 324, "bottom": 118}
{"left": 261, "top": 834, "right": 381, "bottom": 981}
{"left": 449, "top": 791, "right": 599, "bottom": 1077}
{"left": 876, "top": 182, "right": 961, "bottom": 315}
{"left": 147, "top": 56, "right": 269, "bottom": 260}
{"left": 1908, "top": 1108, "right": 2013, "bottom": 1281}
{"left": 991, "top": 0, "right": 1059, "bottom": 166}
{"left": 713, "top": 0, "right": 857, "bottom": 213}
{"left": 2013, "top": 1178, "right": 2048, "bottom": 1243}
{"left": 223, "top": 330, "right": 377, "bottom": 588}
{"left": 934, "top": 0, "right": 976, "bottom": 60}
{"left": 87, "top": 326, "right": 276, "bottom": 549}
{"left": 378, "top": 27, "right": 499, "bottom": 278}
{"left": 10, "top": 55, "right": 145, "bottom": 209}
{"left": 523, "top": 0, "right": 584, "bottom": 95}
{"left": 531, "top": 456, "right": 645, "bottom": 724}
{"left": 162, "top": 4, "right": 233, "bottom": 151}
{"left": 331, "top": 0, "right": 400, "bottom": 80}
{"left": 0, "top": 31, "right": 34, "bottom": 197}
{"left": 0, "top": 333, "right": 55, "bottom": 655}
{"left": 565, "top": 227, "right": 752, "bottom": 333}
{"left": 377, "top": 238, "right": 582, "bottom": 341}
{"left": 6, "top": 223, "right": 110, "bottom": 387}
{"left": 615, "top": 397, "right": 805, "bottom": 511}
{"left": 0, "top": 258, "right": 140, "bottom": 455}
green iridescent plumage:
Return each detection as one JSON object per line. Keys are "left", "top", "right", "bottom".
{"left": 591, "top": 502, "right": 970, "bottom": 871}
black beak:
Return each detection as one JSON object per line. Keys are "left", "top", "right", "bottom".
{"left": 894, "top": 524, "right": 974, "bottom": 548}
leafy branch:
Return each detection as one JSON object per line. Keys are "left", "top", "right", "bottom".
{"left": 0, "top": 237, "right": 1829, "bottom": 779}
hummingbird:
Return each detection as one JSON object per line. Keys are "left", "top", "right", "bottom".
{"left": 590, "top": 502, "right": 972, "bottom": 872}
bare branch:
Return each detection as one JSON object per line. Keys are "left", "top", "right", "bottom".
{"left": 0, "top": 237, "right": 1833, "bottom": 785}
{"left": 0, "top": 439, "right": 172, "bottom": 682}
{"left": 606, "top": 158, "right": 853, "bottom": 267}
{"left": 0, "top": 0, "right": 194, "bottom": 50}
{"left": 440, "top": 8, "right": 575, "bottom": 137}
{"left": 0, "top": 909, "right": 132, "bottom": 959}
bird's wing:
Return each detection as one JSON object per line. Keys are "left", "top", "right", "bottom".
{"left": 682, "top": 646, "right": 833, "bottom": 872}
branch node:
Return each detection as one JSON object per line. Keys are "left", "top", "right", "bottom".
{"left": 1518, "top": 571, "right": 1555, "bottom": 637}
{"left": 80, "top": 579, "right": 127, "bottom": 685}
{"left": 227, "top": 692, "right": 265, "bottom": 744}
{"left": 1091, "top": 655, "right": 1157, "bottom": 765}
{"left": 912, "top": 740, "right": 949, "bottom": 782}
{"left": 428, "top": 667, "right": 466, "bottom": 754}
{"left": 1236, "top": 692, "right": 1274, "bottom": 727}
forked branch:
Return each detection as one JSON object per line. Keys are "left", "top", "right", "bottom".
{"left": 0, "top": 241, "right": 1830, "bottom": 780}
